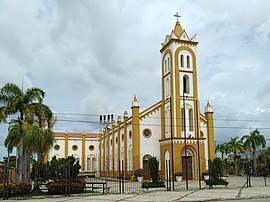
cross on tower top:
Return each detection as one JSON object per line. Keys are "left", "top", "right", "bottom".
{"left": 174, "top": 12, "right": 181, "bottom": 22}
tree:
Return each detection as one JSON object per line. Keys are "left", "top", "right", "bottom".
{"left": 147, "top": 156, "right": 159, "bottom": 183}
{"left": 226, "top": 136, "right": 244, "bottom": 174}
{"left": 0, "top": 83, "right": 52, "bottom": 182}
{"left": 241, "top": 129, "right": 266, "bottom": 175}
{"left": 215, "top": 143, "right": 228, "bottom": 160}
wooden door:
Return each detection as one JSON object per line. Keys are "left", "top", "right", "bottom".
{"left": 143, "top": 160, "right": 151, "bottom": 180}
{"left": 182, "top": 156, "right": 193, "bottom": 180}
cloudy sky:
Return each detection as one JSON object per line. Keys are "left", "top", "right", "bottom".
{"left": 1, "top": 0, "right": 270, "bottom": 160}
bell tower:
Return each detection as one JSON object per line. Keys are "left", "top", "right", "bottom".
{"left": 160, "top": 16, "right": 200, "bottom": 140}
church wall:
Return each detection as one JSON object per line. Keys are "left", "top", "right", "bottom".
{"left": 140, "top": 109, "right": 161, "bottom": 168}
{"left": 50, "top": 138, "right": 65, "bottom": 160}
{"left": 200, "top": 120, "right": 209, "bottom": 169}
{"left": 85, "top": 138, "right": 100, "bottom": 172}
{"left": 68, "top": 138, "right": 82, "bottom": 164}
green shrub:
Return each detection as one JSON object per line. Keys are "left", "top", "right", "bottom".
{"left": 47, "top": 183, "right": 65, "bottom": 195}
{"left": 134, "top": 169, "right": 145, "bottom": 177}
{"left": 148, "top": 157, "right": 159, "bottom": 183}
{"left": 70, "top": 181, "right": 85, "bottom": 194}
{"left": 202, "top": 170, "right": 209, "bottom": 176}
{"left": 205, "top": 178, "right": 229, "bottom": 186}
{"left": 15, "top": 182, "right": 32, "bottom": 195}
{"left": 47, "top": 180, "right": 85, "bottom": 195}
{"left": 141, "top": 181, "right": 165, "bottom": 189}
{"left": 0, "top": 182, "right": 31, "bottom": 197}
{"left": 257, "top": 163, "right": 267, "bottom": 176}
{"left": 228, "top": 167, "right": 235, "bottom": 175}
{"left": 175, "top": 172, "right": 182, "bottom": 176}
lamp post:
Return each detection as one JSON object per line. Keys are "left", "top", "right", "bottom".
{"left": 195, "top": 100, "right": 201, "bottom": 189}
{"left": 170, "top": 97, "right": 175, "bottom": 190}
{"left": 183, "top": 91, "right": 188, "bottom": 190}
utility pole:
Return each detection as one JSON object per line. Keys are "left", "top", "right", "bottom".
{"left": 170, "top": 97, "right": 175, "bottom": 190}
{"left": 183, "top": 91, "right": 188, "bottom": 190}
{"left": 195, "top": 100, "right": 201, "bottom": 189}
{"left": 100, "top": 114, "right": 114, "bottom": 194}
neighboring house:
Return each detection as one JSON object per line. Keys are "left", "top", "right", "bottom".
{"left": 46, "top": 132, "right": 100, "bottom": 173}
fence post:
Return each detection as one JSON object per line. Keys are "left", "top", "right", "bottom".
{"left": 118, "top": 160, "right": 121, "bottom": 193}
{"left": 3, "top": 162, "right": 7, "bottom": 200}
{"left": 68, "top": 162, "right": 71, "bottom": 196}
{"left": 165, "top": 160, "right": 168, "bottom": 190}
{"left": 122, "top": 160, "right": 124, "bottom": 193}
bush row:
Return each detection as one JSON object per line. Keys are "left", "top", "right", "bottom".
{"left": 0, "top": 182, "right": 31, "bottom": 197}
{"left": 47, "top": 181, "right": 85, "bottom": 195}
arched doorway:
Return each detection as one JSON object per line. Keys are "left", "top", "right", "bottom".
{"left": 181, "top": 149, "right": 194, "bottom": 180}
{"left": 142, "top": 155, "right": 151, "bottom": 180}
{"left": 164, "top": 150, "right": 170, "bottom": 180}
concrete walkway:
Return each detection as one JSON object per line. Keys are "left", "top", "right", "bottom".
{"left": 6, "top": 176, "right": 270, "bottom": 201}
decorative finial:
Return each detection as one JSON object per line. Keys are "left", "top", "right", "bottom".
{"left": 174, "top": 12, "right": 181, "bottom": 22}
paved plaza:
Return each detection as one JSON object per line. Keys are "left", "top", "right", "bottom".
{"left": 6, "top": 176, "right": 270, "bottom": 201}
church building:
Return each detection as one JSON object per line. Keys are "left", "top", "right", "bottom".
{"left": 47, "top": 18, "right": 215, "bottom": 180}
{"left": 99, "top": 18, "right": 215, "bottom": 180}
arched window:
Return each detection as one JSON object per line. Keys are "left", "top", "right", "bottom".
{"left": 189, "top": 108, "right": 193, "bottom": 131}
{"left": 183, "top": 75, "right": 190, "bottom": 94}
{"left": 166, "top": 78, "right": 170, "bottom": 97}
{"left": 165, "top": 106, "right": 170, "bottom": 136}
{"left": 180, "top": 55, "right": 184, "bottom": 67}
{"left": 187, "top": 55, "right": 190, "bottom": 68}
{"left": 181, "top": 108, "right": 185, "bottom": 131}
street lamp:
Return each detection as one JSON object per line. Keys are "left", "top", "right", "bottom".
{"left": 183, "top": 91, "right": 188, "bottom": 190}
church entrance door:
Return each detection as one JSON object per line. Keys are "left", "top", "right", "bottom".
{"left": 142, "top": 155, "right": 151, "bottom": 180}
{"left": 182, "top": 156, "right": 193, "bottom": 180}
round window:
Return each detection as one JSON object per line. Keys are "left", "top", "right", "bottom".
{"left": 143, "top": 128, "right": 152, "bottom": 138}
{"left": 54, "top": 144, "right": 60, "bottom": 151}
{"left": 72, "top": 145, "right": 78, "bottom": 151}
{"left": 89, "top": 145, "right": 95, "bottom": 151}
{"left": 129, "top": 131, "right": 132, "bottom": 139}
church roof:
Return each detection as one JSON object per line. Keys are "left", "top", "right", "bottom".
{"left": 54, "top": 132, "right": 100, "bottom": 138}
{"left": 161, "top": 19, "right": 198, "bottom": 50}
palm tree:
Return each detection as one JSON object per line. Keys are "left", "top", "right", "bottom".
{"left": 0, "top": 83, "right": 51, "bottom": 182}
{"left": 241, "top": 129, "right": 266, "bottom": 175}
{"left": 226, "top": 136, "right": 244, "bottom": 174}
{"left": 215, "top": 143, "right": 228, "bottom": 160}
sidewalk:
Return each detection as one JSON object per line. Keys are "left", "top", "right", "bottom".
{"left": 7, "top": 176, "right": 270, "bottom": 201}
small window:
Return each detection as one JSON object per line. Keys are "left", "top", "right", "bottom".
{"left": 187, "top": 55, "right": 190, "bottom": 68}
{"left": 200, "top": 131, "right": 204, "bottom": 137}
{"left": 180, "top": 54, "right": 184, "bottom": 67}
{"left": 72, "top": 145, "right": 78, "bottom": 151}
{"left": 115, "top": 137, "right": 118, "bottom": 144}
{"left": 183, "top": 75, "right": 190, "bottom": 94}
{"left": 122, "top": 134, "right": 124, "bottom": 142}
{"left": 129, "top": 130, "right": 132, "bottom": 139}
{"left": 111, "top": 139, "right": 112, "bottom": 146}
{"left": 164, "top": 59, "right": 167, "bottom": 73}
{"left": 143, "top": 128, "right": 152, "bottom": 138}
{"left": 166, "top": 78, "right": 170, "bottom": 97}
{"left": 54, "top": 144, "right": 60, "bottom": 151}
{"left": 89, "top": 145, "right": 95, "bottom": 151}
{"left": 167, "top": 57, "right": 170, "bottom": 71}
